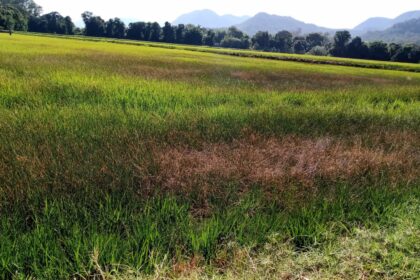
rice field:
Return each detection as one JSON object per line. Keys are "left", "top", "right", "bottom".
{"left": 0, "top": 33, "right": 419, "bottom": 279}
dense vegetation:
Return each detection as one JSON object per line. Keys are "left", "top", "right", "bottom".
{"left": 77, "top": 13, "right": 420, "bottom": 63}
{"left": 1, "top": 0, "right": 420, "bottom": 63}
{"left": 0, "top": 33, "right": 419, "bottom": 279}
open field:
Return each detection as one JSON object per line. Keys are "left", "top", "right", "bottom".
{"left": 0, "top": 34, "right": 419, "bottom": 279}
{"left": 22, "top": 32, "right": 420, "bottom": 73}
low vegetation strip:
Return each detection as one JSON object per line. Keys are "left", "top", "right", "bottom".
{"left": 21, "top": 32, "right": 420, "bottom": 73}
{"left": 0, "top": 34, "right": 419, "bottom": 279}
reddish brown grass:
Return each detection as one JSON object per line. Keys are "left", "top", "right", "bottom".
{"left": 139, "top": 133, "right": 418, "bottom": 195}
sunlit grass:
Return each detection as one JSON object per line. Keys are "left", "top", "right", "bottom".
{"left": 0, "top": 33, "right": 419, "bottom": 279}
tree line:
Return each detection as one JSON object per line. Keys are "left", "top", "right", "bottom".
{"left": 1, "top": 1, "right": 419, "bottom": 63}
{"left": 80, "top": 14, "right": 420, "bottom": 64}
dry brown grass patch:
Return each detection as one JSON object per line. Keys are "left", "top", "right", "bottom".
{"left": 140, "top": 133, "right": 418, "bottom": 194}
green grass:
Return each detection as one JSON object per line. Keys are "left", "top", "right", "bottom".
{"left": 2, "top": 185, "right": 419, "bottom": 279}
{"left": 23, "top": 32, "right": 420, "bottom": 73}
{"left": 0, "top": 33, "right": 419, "bottom": 279}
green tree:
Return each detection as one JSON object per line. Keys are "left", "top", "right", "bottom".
{"left": 184, "top": 25, "right": 203, "bottom": 45}
{"left": 1, "top": 0, "right": 41, "bottom": 16}
{"left": 227, "top": 26, "right": 245, "bottom": 39}
{"left": 293, "top": 36, "right": 308, "bottom": 54}
{"left": 82, "top": 11, "right": 105, "bottom": 37}
{"left": 306, "top": 33, "right": 327, "bottom": 50}
{"left": 272, "top": 30, "right": 293, "bottom": 52}
{"left": 307, "top": 46, "right": 328, "bottom": 56}
{"left": 213, "top": 30, "right": 227, "bottom": 45}
{"left": 63, "top": 16, "right": 74, "bottom": 35}
{"left": 162, "top": 22, "right": 175, "bottom": 43}
{"left": 252, "top": 31, "right": 271, "bottom": 51}
{"left": 0, "top": 4, "right": 27, "bottom": 31}
{"left": 330, "top": 31, "right": 351, "bottom": 57}
{"left": 127, "top": 21, "right": 146, "bottom": 40}
{"left": 388, "top": 43, "right": 402, "bottom": 58}
{"left": 391, "top": 45, "right": 420, "bottom": 63}
{"left": 346, "top": 37, "right": 369, "bottom": 58}
{"left": 368, "top": 41, "right": 390, "bottom": 61}
{"left": 149, "top": 22, "right": 161, "bottom": 42}
{"left": 105, "top": 18, "right": 125, "bottom": 38}
{"left": 220, "top": 37, "right": 250, "bottom": 49}
{"left": 203, "top": 29, "right": 215, "bottom": 46}
{"left": 174, "top": 24, "right": 185, "bottom": 44}
{"left": 143, "top": 22, "right": 152, "bottom": 40}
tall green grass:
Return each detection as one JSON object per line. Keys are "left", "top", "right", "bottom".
{"left": 1, "top": 184, "right": 418, "bottom": 279}
{"left": 0, "top": 34, "right": 419, "bottom": 278}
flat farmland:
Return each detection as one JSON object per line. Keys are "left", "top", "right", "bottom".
{"left": 0, "top": 34, "right": 419, "bottom": 279}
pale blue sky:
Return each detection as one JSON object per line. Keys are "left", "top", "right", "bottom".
{"left": 36, "top": 0, "right": 420, "bottom": 29}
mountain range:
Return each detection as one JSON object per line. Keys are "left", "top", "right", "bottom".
{"left": 363, "top": 18, "right": 420, "bottom": 44}
{"left": 353, "top": 11, "right": 420, "bottom": 34}
{"left": 173, "top": 9, "right": 420, "bottom": 43}
{"left": 235, "top": 12, "right": 332, "bottom": 35}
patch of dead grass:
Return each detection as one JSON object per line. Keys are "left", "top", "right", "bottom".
{"left": 139, "top": 133, "right": 418, "bottom": 194}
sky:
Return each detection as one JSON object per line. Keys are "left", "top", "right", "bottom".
{"left": 35, "top": 0, "right": 420, "bottom": 29}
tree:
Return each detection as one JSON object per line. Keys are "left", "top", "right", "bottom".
{"left": 308, "top": 46, "right": 328, "bottom": 56}
{"left": 184, "top": 25, "right": 203, "bottom": 45}
{"left": 368, "top": 41, "right": 390, "bottom": 61}
{"left": 174, "top": 24, "right": 185, "bottom": 44}
{"left": 330, "top": 31, "right": 351, "bottom": 57}
{"left": 27, "top": 12, "right": 74, "bottom": 34}
{"left": 162, "top": 22, "right": 175, "bottom": 43}
{"left": 82, "top": 11, "right": 105, "bottom": 37}
{"left": 306, "top": 33, "right": 327, "bottom": 50}
{"left": 203, "top": 29, "right": 215, "bottom": 46}
{"left": 44, "top": 12, "right": 66, "bottom": 33}
{"left": 388, "top": 43, "right": 402, "bottom": 58}
{"left": 252, "top": 31, "right": 271, "bottom": 51}
{"left": 143, "top": 22, "right": 152, "bottom": 40}
{"left": 391, "top": 45, "right": 420, "bottom": 63}
{"left": 1, "top": 0, "right": 42, "bottom": 16}
{"left": 346, "top": 37, "right": 369, "bottom": 59}
{"left": 220, "top": 37, "right": 250, "bottom": 49}
{"left": 64, "top": 16, "right": 74, "bottom": 35}
{"left": 272, "top": 30, "right": 293, "bottom": 52}
{"left": 20, "top": 1, "right": 74, "bottom": 35}
{"left": 0, "top": 4, "right": 27, "bottom": 31}
{"left": 105, "top": 18, "right": 125, "bottom": 38}
{"left": 149, "top": 22, "right": 161, "bottom": 41}
{"left": 213, "top": 30, "right": 227, "bottom": 45}
{"left": 406, "top": 45, "right": 420, "bottom": 63}
{"left": 227, "top": 26, "right": 245, "bottom": 39}
{"left": 293, "top": 36, "right": 308, "bottom": 54}
{"left": 27, "top": 15, "right": 43, "bottom": 31}
{"left": 127, "top": 21, "right": 146, "bottom": 40}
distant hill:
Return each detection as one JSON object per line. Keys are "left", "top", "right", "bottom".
{"left": 394, "top": 10, "right": 420, "bottom": 22}
{"left": 172, "top": 10, "right": 250, "bottom": 28}
{"left": 353, "top": 10, "right": 420, "bottom": 34}
{"left": 235, "top": 12, "right": 333, "bottom": 36}
{"left": 352, "top": 17, "right": 394, "bottom": 34}
{"left": 363, "top": 18, "right": 420, "bottom": 44}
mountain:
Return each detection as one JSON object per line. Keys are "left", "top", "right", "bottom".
{"left": 394, "top": 10, "right": 420, "bottom": 22}
{"left": 363, "top": 18, "right": 420, "bottom": 44}
{"left": 235, "top": 12, "right": 333, "bottom": 36}
{"left": 172, "top": 10, "right": 250, "bottom": 28}
{"left": 353, "top": 10, "right": 420, "bottom": 34}
{"left": 352, "top": 17, "right": 394, "bottom": 34}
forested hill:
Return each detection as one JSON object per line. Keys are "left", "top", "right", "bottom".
{"left": 235, "top": 12, "right": 333, "bottom": 36}
{"left": 363, "top": 18, "right": 420, "bottom": 44}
